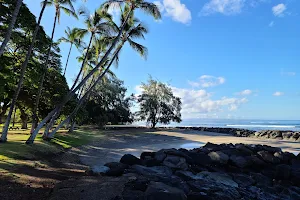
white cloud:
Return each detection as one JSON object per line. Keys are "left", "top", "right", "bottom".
{"left": 272, "top": 4, "right": 286, "bottom": 17}
{"left": 188, "top": 75, "right": 226, "bottom": 88}
{"left": 154, "top": 1, "right": 165, "bottom": 12}
{"left": 273, "top": 91, "right": 284, "bottom": 96}
{"left": 238, "top": 89, "right": 252, "bottom": 95}
{"left": 269, "top": 21, "right": 274, "bottom": 27}
{"left": 155, "top": 0, "right": 192, "bottom": 24}
{"left": 172, "top": 87, "right": 248, "bottom": 118}
{"left": 200, "top": 0, "right": 245, "bottom": 16}
{"left": 134, "top": 85, "right": 248, "bottom": 119}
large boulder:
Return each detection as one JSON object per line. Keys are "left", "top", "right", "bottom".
{"left": 105, "top": 162, "right": 128, "bottom": 176}
{"left": 229, "top": 155, "right": 249, "bottom": 168}
{"left": 120, "top": 154, "right": 141, "bottom": 165}
{"left": 235, "top": 144, "right": 253, "bottom": 156}
{"left": 257, "top": 151, "right": 280, "bottom": 164}
{"left": 250, "top": 173, "right": 272, "bottom": 187}
{"left": 208, "top": 151, "right": 229, "bottom": 164}
{"left": 275, "top": 164, "right": 291, "bottom": 180}
{"left": 187, "top": 179, "right": 241, "bottom": 199}
{"left": 131, "top": 165, "right": 173, "bottom": 181}
{"left": 87, "top": 165, "right": 110, "bottom": 175}
{"left": 282, "top": 132, "right": 293, "bottom": 140}
{"left": 196, "top": 171, "right": 238, "bottom": 188}
{"left": 162, "top": 155, "right": 188, "bottom": 170}
{"left": 145, "top": 182, "right": 187, "bottom": 200}
{"left": 185, "top": 152, "right": 211, "bottom": 166}
{"left": 232, "top": 174, "right": 255, "bottom": 188}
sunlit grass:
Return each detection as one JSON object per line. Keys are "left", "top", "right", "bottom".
{"left": 0, "top": 127, "right": 102, "bottom": 172}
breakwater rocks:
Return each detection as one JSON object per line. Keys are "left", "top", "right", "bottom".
{"left": 90, "top": 143, "right": 300, "bottom": 200}
{"left": 175, "top": 127, "right": 300, "bottom": 141}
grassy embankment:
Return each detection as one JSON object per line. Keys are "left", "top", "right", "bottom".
{"left": 0, "top": 125, "right": 101, "bottom": 178}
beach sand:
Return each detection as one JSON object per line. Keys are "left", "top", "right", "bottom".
{"left": 75, "top": 128, "right": 300, "bottom": 168}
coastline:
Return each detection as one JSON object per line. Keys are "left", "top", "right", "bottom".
{"left": 79, "top": 127, "right": 300, "bottom": 169}
{"left": 105, "top": 125, "right": 300, "bottom": 142}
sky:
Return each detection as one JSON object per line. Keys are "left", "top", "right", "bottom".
{"left": 23, "top": 0, "right": 300, "bottom": 120}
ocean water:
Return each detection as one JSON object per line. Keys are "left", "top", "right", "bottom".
{"left": 168, "top": 119, "right": 300, "bottom": 132}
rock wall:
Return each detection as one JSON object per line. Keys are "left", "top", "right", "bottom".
{"left": 175, "top": 126, "right": 300, "bottom": 142}
{"left": 89, "top": 143, "right": 300, "bottom": 200}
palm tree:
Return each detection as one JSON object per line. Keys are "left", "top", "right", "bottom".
{"left": 46, "top": 12, "right": 148, "bottom": 139}
{"left": 70, "top": 9, "right": 114, "bottom": 90}
{"left": 58, "top": 27, "right": 83, "bottom": 76}
{"left": 29, "top": 0, "right": 78, "bottom": 134}
{"left": 27, "top": 0, "right": 160, "bottom": 144}
{"left": 0, "top": 0, "right": 23, "bottom": 57}
{"left": 0, "top": 0, "right": 48, "bottom": 142}
{"left": 41, "top": 10, "right": 115, "bottom": 138}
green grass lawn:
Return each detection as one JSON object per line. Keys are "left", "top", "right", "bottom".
{"left": 0, "top": 127, "right": 101, "bottom": 173}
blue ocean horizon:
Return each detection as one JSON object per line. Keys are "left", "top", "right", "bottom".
{"left": 167, "top": 119, "right": 300, "bottom": 132}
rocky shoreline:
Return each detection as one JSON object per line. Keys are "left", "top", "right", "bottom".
{"left": 89, "top": 142, "right": 300, "bottom": 200}
{"left": 175, "top": 127, "right": 300, "bottom": 142}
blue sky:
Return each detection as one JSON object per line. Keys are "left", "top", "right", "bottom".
{"left": 23, "top": 0, "right": 300, "bottom": 120}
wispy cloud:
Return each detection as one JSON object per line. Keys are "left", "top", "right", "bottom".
{"left": 238, "top": 89, "right": 253, "bottom": 96}
{"left": 188, "top": 75, "right": 225, "bottom": 88}
{"left": 272, "top": 4, "right": 286, "bottom": 17}
{"left": 269, "top": 21, "right": 274, "bottom": 27}
{"left": 273, "top": 91, "right": 284, "bottom": 96}
{"left": 200, "top": 0, "right": 245, "bottom": 16}
{"left": 154, "top": 0, "right": 192, "bottom": 24}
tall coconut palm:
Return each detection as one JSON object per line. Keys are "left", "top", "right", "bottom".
{"left": 29, "top": 0, "right": 78, "bottom": 134}
{"left": 27, "top": 0, "right": 160, "bottom": 144}
{"left": 0, "top": 0, "right": 48, "bottom": 142}
{"left": 0, "top": 0, "right": 23, "bottom": 57}
{"left": 46, "top": 12, "right": 148, "bottom": 139}
{"left": 43, "top": 37, "right": 109, "bottom": 137}
{"left": 70, "top": 9, "right": 114, "bottom": 90}
{"left": 40, "top": 10, "right": 115, "bottom": 138}
{"left": 58, "top": 26, "right": 83, "bottom": 76}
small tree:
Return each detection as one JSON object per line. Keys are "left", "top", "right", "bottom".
{"left": 136, "top": 78, "right": 182, "bottom": 128}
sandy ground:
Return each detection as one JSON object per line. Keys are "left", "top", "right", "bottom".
{"left": 75, "top": 128, "right": 300, "bottom": 168}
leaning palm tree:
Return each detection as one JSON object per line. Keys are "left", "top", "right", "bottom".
{"left": 43, "top": 37, "right": 109, "bottom": 137}
{"left": 27, "top": 0, "right": 160, "bottom": 144}
{"left": 29, "top": 0, "right": 78, "bottom": 134}
{"left": 45, "top": 12, "right": 148, "bottom": 139}
{"left": 1, "top": 0, "right": 48, "bottom": 142}
{"left": 58, "top": 26, "right": 83, "bottom": 76}
{"left": 70, "top": 8, "right": 114, "bottom": 90}
{"left": 40, "top": 9, "right": 115, "bottom": 137}
{"left": 0, "top": 0, "right": 23, "bottom": 57}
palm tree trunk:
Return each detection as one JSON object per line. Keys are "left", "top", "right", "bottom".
{"left": 42, "top": 34, "right": 93, "bottom": 137}
{"left": 0, "top": 1, "right": 48, "bottom": 142}
{"left": 12, "top": 106, "right": 17, "bottom": 127}
{"left": 63, "top": 43, "right": 73, "bottom": 76}
{"left": 68, "top": 120, "right": 76, "bottom": 133}
{"left": 0, "top": 0, "right": 23, "bottom": 57}
{"left": 46, "top": 44, "right": 123, "bottom": 139}
{"left": 30, "top": 10, "right": 58, "bottom": 135}
{"left": 70, "top": 33, "right": 94, "bottom": 90}
{"left": 28, "top": 9, "right": 134, "bottom": 143}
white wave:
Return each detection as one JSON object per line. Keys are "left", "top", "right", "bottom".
{"left": 226, "top": 124, "right": 296, "bottom": 128}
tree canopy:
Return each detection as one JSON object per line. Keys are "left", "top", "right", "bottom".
{"left": 136, "top": 77, "right": 182, "bottom": 128}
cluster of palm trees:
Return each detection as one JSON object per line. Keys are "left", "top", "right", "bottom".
{"left": 0, "top": 0, "right": 161, "bottom": 143}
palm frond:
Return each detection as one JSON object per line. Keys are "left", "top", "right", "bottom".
{"left": 138, "top": 2, "right": 161, "bottom": 20}
{"left": 127, "top": 38, "right": 148, "bottom": 60}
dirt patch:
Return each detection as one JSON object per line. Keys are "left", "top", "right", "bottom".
{"left": 0, "top": 148, "right": 88, "bottom": 200}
